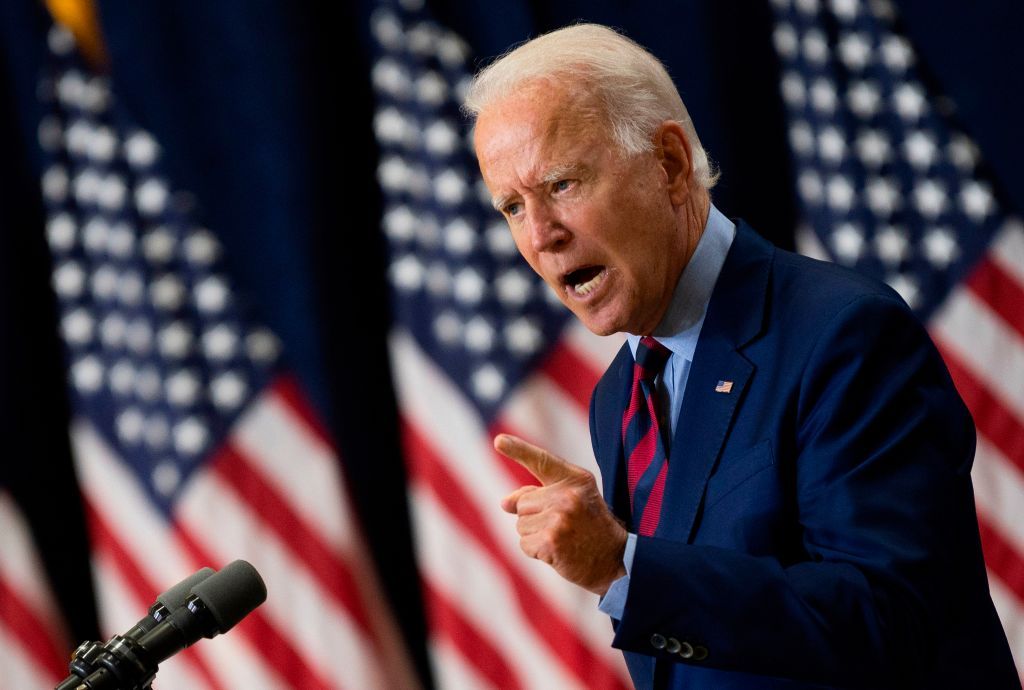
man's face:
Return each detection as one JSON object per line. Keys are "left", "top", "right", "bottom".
{"left": 474, "top": 84, "right": 689, "bottom": 336}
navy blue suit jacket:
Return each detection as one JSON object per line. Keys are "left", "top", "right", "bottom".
{"left": 589, "top": 223, "right": 1018, "bottom": 688}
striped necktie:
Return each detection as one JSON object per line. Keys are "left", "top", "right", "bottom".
{"left": 622, "top": 336, "right": 672, "bottom": 537}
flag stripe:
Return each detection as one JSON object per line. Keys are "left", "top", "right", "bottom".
{"left": 91, "top": 552, "right": 219, "bottom": 690}
{"left": 972, "top": 437, "right": 1024, "bottom": 573}
{"left": 430, "top": 636, "right": 497, "bottom": 690}
{"left": 0, "top": 626, "right": 61, "bottom": 690}
{"left": 412, "top": 484, "right": 581, "bottom": 689}
{"left": 174, "top": 529, "right": 332, "bottom": 690}
{"left": 84, "top": 502, "right": 225, "bottom": 690}
{"left": 991, "top": 221, "right": 1024, "bottom": 288}
{"left": 541, "top": 340, "right": 603, "bottom": 410}
{"left": 966, "top": 258, "right": 1024, "bottom": 340}
{"left": 989, "top": 575, "right": 1024, "bottom": 680}
{"left": 499, "top": 370, "right": 605, "bottom": 477}
{"left": 0, "top": 577, "right": 66, "bottom": 681}
{"left": 423, "top": 581, "right": 524, "bottom": 690}
{"left": 232, "top": 379, "right": 356, "bottom": 550}
{"left": 939, "top": 346, "right": 1024, "bottom": 476}
{"left": 211, "top": 443, "right": 373, "bottom": 632}
{"left": 405, "top": 419, "right": 629, "bottom": 689}
{"left": 977, "top": 515, "right": 1024, "bottom": 607}
{"left": 932, "top": 287, "right": 1024, "bottom": 425}
{"left": 175, "top": 468, "right": 382, "bottom": 689}
{"left": 75, "top": 422, "right": 295, "bottom": 689}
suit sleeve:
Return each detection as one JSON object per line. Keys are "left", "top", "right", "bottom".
{"left": 610, "top": 293, "right": 987, "bottom": 686}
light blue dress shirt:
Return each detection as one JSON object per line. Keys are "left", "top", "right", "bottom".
{"left": 598, "top": 204, "right": 736, "bottom": 620}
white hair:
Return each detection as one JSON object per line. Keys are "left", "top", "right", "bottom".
{"left": 463, "top": 23, "right": 719, "bottom": 189}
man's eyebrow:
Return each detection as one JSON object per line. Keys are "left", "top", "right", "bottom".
{"left": 490, "top": 163, "right": 588, "bottom": 211}
{"left": 541, "top": 163, "right": 585, "bottom": 183}
{"left": 492, "top": 193, "right": 514, "bottom": 212}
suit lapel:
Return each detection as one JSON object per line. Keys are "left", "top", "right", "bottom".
{"left": 657, "top": 223, "right": 773, "bottom": 542}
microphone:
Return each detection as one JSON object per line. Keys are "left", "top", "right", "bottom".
{"left": 58, "top": 561, "right": 266, "bottom": 690}
{"left": 57, "top": 566, "right": 215, "bottom": 689}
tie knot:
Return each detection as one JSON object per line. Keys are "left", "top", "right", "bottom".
{"left": 635, "top": 336, "right": 671, "bottom": 381}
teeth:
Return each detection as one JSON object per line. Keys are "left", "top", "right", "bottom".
{"left": 573, "top": 269, "right": 606, "bottom": 295}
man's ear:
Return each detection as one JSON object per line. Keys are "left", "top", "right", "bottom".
{"left": 655, "top": 121, "right": 694, "bottom": 206}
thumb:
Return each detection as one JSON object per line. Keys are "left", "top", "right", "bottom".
{"left": 493, "top": 433, "right": 583, "bottom": 486}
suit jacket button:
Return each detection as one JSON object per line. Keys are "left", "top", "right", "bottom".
{"left": 693, "top": 645, "right": 709, "bottom": 661}
{"left": 650, "top": 634, "right": 667, "bottom": 650}
{"left": 665, "top": 637, "right": 681, "bottom": 654}
{"left": 678, "top": 641, "right": 694, "bottom": 659}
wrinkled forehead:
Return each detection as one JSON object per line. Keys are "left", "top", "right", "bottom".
{"left": 472, "top": 77, "right": 609, "bottom": 153}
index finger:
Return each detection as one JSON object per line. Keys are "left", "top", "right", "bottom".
{"left": 493, "top": 433, "right": 582, "bottom": 485}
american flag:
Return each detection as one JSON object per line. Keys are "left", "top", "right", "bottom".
{"left": 33, "top": 23, "right": 417, "bottom": 689}
{"left": 370, "top": 1, "right": 632, "bottom": 688}
{"left": 0, "top": 489, "right": 69, "bottom": 687}
{"left": 770, "top": 0, "right": 1023, "bottom": 677}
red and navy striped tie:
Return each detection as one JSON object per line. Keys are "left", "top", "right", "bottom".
{"left": 623, "top": 336, "right": 672, "bottom": 537}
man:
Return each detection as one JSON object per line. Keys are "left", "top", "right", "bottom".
{"left": 464, "top": 23, "right": 1019, "bottom": 689}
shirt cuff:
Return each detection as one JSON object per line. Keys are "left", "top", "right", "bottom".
{"left": 597, "top": 532, "right": 636, "bottom": 620}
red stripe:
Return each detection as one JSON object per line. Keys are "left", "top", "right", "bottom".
{"left": 423, "top": 580, "right": 523, "bottom": 690}
{"left": 404, "top": 420, "right": 630, "bottom": 690}
{"left": 210, "top": 442, "right": 374, "bottom": 635}
{"left": 84, "top": 499, "right": 226, "bottom": 690}
{"left": 977, "top": 514, "right": 1024, "bottom": 607}
{"left": 0, "top": 577, "right": 66, "bottom": 681}
{"left": 541, "top": 341, "right": 602, "bottom": 412}
{"left": 936, "top": 343, "right": 1024, "bottom": 476}
{"left": 966, "top": 256, "right": 1024, "bottom": 341}
{"left": 173, "top": 529, "right": 334, "bottom": 690}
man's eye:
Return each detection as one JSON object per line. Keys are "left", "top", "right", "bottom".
{"left": 505, "top": 202, "right": 523, "bottom": 217}
{"left": 553, "top": 179, "right": 573, "bottom": 193}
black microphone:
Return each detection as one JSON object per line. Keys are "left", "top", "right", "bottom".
{"left": 59, "top": 561, "right": 266, "bottom": 690}
{"left": 57, "top": 566, "right": 215, "bottom": 689}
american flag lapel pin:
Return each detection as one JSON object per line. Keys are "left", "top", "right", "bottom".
{"left": 715, "top": 380, "right": 734, "bottom": 394}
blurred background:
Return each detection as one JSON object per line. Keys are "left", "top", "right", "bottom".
{"left": 0, "top": 0, "right": 1022, "bottom": 687}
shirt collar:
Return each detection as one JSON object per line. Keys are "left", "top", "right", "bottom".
{"left": 627, "top": 203, "right": 736, "bottom": 361}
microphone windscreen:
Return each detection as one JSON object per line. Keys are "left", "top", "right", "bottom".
{"left": 156, "top": 567, "right": 215, "bottom": 610}
{"left": 191, "top": 560, "right": 267, "bottom": 633}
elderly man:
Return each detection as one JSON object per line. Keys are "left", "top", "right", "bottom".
{"left": 465, "top": 23, "right": 1018, "bottom": 689}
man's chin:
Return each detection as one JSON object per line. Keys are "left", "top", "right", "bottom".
{"left": 571, "top": 306, "right": 625, "bottom": 338}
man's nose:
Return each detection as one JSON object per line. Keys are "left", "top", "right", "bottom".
{"left": 525, "top": 202, "right": 571, "bottom": 253}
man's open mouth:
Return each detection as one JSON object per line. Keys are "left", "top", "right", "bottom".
{"left": 563, "top": 266, "right": 607, "bottom": 296}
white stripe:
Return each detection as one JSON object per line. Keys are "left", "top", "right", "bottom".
{"left": 412, "top": 487, "right": 581, "bottom": 690}
{"left": 230, "top": 391, "right": 421, "bottom": 689}
{"left": 394, "top": 331, "right": 629, "bottom": 685}
{"left": 0, "top": 492, "right": 64, "bottom": 638}
{"left": 500, "top": 376, "right": 634, "bottom": 671}
{"left": 73, "top": 421, "right": 198, "bottom": 583}
{"left": 91, "top": 552, "right": 149, "bottom": 638}
{"left": 72, "top": 421, "right": 287, "bottom": 689}
{"left": 176, "top": 466, "right": 384, "bottom": 689}
{"left": 563, "top": 322, "right": 626, "bottom": 373}
{"left": 0, "top": 626, "right": 57, "bottom": 690}
{"left": 502, "top": 374, "right": 602, "bottom": 479}
{"left": 931, "top": 286, "right": 1024, "bottom": 423}
{"left": 232, "top": 389, "right": 353, "bottom": 549}
{"left": 991, "top": 217, "right": 1024, "bottom": 288}
{"left": 973, "top": 435, "right": 1024, "bottom": 556}
{"left": 92, "top": 554, "right": 211, "bottom": 690}
{"left": 392, "top": 330, "right": 522, "bottom": 535}
{"left": 430, "top": 638, "right": 493, "bottom": 690}
{"left": 988, "top": 574, "right": 1024, "bottom": 679}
